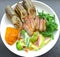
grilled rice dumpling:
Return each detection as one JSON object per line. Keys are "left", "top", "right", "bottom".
{"left": 22, "top": 0, "right": 36, "bottom": 19}
{"left": 5, "top": 5, "right": 22, "bottom": 29}
{"left": 15, "top": 3, "right": 27, "bottom": 22}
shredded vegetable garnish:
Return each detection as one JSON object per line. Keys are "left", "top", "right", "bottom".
{"left": 38, "top": 11, "right": 58, "bottom": 39}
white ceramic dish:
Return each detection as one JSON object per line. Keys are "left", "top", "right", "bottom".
{"left": 1, "top": 1, "right": 59, "bottom": 57}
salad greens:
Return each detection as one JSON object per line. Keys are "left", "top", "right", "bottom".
{"left": 21, "top": 30, "right": 30, "bottom": 47}
{"left": 30, "top": 32, "right": 38, "bottom": 43}
{"left": 21, "top": 30, "right": 27, "bottom": 38}
{"left": 38, "top": 11, "right": 58, "bottom": 39}
{"left": 16, "top": 30, "right": 30, "bottom": 50}
{"left": 16, "top": 30, "right": 45, "bottom": 51}
{"left": 16, "top": 39, "right": 25, "bottom": 50}
{"left": 30, "top": 34, "right": 45, "bottom": 51}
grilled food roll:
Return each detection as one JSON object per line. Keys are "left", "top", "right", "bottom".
{"left": 15, "top": 3, "right": 27, "bottom": 22}
{"left": 5, "top": 5, "right": 17, "bottom": 19}
{"left": 5, "top": 5, "right": 22, "bottom": 29}
{"left": 22, "top": 0, "right": 36, "bottom": 19}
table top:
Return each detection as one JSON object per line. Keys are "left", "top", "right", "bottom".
{"left": 0, "top": 0, "right": 60, "bottom": 57}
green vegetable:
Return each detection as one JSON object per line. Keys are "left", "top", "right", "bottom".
{"left": 30, "top": 32, "right": 38, "bottom": 43}
{"left": 21, "top": 30, "right": 26, "bottom": 38}
{"left": 25, "top": 37, "right": 30, "bottom": 48}
{"left": 30, "top": 34, "right": 45, "bottom": 50}
{"left": 38, "top": 11, "right": 58, "bottom": 39}
{"left": 21, "top": 30, "right": 29, "bottom": 38}
{"left": 16, "top": 39, "right": 25, "bottom": 50}
{"left": 21, "top": 30, "right": 30, "bottom": 47}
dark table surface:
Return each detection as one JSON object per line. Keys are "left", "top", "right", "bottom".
{"left": 0, "top": 0, "right": 60, "bottom": 57}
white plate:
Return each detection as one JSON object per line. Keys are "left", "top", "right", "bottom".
{"left": 1, "top": 1, "right": 59, "bottom": 57}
